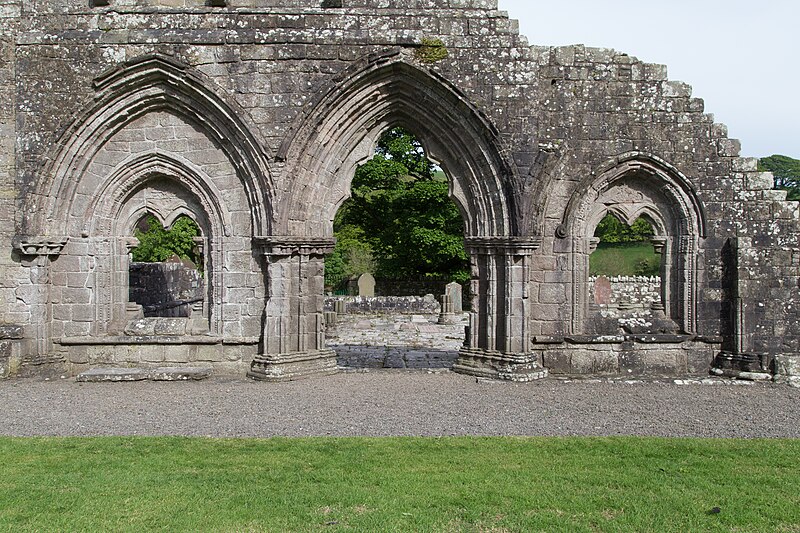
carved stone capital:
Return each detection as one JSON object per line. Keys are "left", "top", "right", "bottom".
{"left": 253, "top": 236, "right": 336, "bottom": 257}
{"left": 13, "top": 236, "right": 69, "bottom": 257}
{"left": 650, "top": 236, "right": 667, "bottom": 254}
{"left": 122, "top": 237, "right": 140, "bottom": 252}
{"left": 464, "top": 236, "right": 541, "bottom": 256}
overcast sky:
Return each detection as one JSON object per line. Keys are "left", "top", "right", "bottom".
{"left": 497, "top": 0, "right": 799, "bottom": 159}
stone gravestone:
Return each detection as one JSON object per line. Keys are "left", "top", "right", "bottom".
{"left": 357, "top": 273, "right": 375, "bottom": 297}
{"left": 438, "top": 282, "right": 463, "bottom": 325}
{"left": 593, "top": 276, "right": 612, "bottom": 305}
{"left": 445, "top": 282, "right": 462, "bottom": 314}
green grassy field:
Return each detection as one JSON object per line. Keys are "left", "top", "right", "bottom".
{"left": 590, "top": 242, "right": 661, "bottom": 277}
{"left": 1, "top": 437, "right": 798, "bottom": 531}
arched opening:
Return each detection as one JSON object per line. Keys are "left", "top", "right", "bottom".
{"left": 128, "top": 213, "right": 206, "bottom": 321}
{"left": 324, "top": 127, "right": 469, "bottom": 370}
{"left": 586, "top": 213, "right": 667, "bottom": 335}
{"left": 251, "top": 54, "right": 545, "bottom": 382}
{"left": 108, "top": 174, "right": 219, "bottom": 337}
{"left": 561, "top": 153, "right": 705, "bottom": 337}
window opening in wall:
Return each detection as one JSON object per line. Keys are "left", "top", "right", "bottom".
{"left": 321, "top": 0, "right": 344, "bottom": 7}
{"left": 590, "top": 214, "right": 660, "bottom": 277}
{"left": 324, "top": 127, "right": 468, "bottom": 370}
{"left": 587, "top": 213, "right": 670, "bottom": 334}
{"left": 129, "top": 214, "right": 205, "bottom": 320}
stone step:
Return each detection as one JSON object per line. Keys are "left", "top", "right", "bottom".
{"left": 77, "top": 367, "right": 212, "bottom": 383}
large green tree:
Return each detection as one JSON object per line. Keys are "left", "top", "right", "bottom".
{"left": 327, "top": 128, "right": 468, "bottom": 287}
{"left": 759, "top": 154, "right": 800, "bottom": 201}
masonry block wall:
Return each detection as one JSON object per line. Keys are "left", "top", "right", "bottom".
{"left": 0, "top": 0, "right": 797, "bottom": 381}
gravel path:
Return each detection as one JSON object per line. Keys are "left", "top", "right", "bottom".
{"left": 1, "top": 371, "right": 798, "bottom": 439}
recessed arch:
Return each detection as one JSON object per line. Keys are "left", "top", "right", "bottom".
{"left": 83, "top": 150, "right": 231, "bottom": 241}
{"left": 275, "top": 51, "right": 521, "bottom": 239}
{"left": 558, "top": 151, "right": 706, "bottom": 239}
{"left": 27, "top": 54, "right": 273, "bottom": 238}
{"left": 561, "top": 153, "right": 707, "bottom": 335}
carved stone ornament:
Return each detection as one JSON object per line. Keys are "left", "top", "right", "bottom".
{"left": 13, "top": 237, "right": 69, "bottom": 257}
{"left": 464, "top": 236, "right": 542, "bottom": 256}
{"left": 253, "top": 236, "right": 336, "bottom": 257}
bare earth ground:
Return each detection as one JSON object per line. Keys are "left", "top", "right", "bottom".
{"left": 1, "top": 372, "right": 798, "bottom": 438}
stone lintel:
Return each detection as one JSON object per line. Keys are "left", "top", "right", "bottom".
{"left": 248, "top": 349, "right": 338, "bottom": 382}
{"left": 464, "top": 236, "right": 541, "bottom": 256}
{"left": 76, "top": 366, "right": 212, "bottom": 382}
{"left": 253, "top": 236, "right": 336, "bottom": 257}
{"left": 562, "top": 334, "right": 695, "bottom": 344}
{"left": 12, "top": 236, "right": 69, "bottom": 257}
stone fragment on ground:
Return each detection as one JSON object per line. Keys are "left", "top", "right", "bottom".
{"left": 77, "top": 367, "right": 212, "bottom": 382}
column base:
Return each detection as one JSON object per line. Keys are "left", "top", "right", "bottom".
{"left": 247, "top": 349, "right": 338, "bottom": 382}
{"left": 453, "top": 347, "right": 549, "bottom": 382}
{"left": 710, "top": 351, "right": 772, "bottom": 381}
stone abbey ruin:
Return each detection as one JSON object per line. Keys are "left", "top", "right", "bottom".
{"left": 1, "top": 0, "right": 799, "bottom": 385}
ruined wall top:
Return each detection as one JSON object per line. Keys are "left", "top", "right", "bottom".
{"left": 11, "top": 0, "right": 501, "bottom": 14}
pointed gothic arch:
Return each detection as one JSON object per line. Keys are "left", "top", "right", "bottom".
{"left": 559, "top": 152, "right": 707, "bottom": 335}
{"left": 275, "top": 50, "right": 520, "bottom": 239}
{"left": 27, "top": 53, "right": 273, "bottom": 239}
{"left": 251, "top": 51, "right": 547, "bottom": 382}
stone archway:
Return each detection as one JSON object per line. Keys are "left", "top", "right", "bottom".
{"left": 249, "top": 52, "right": 546, "bottom": 381}
{"left": 19, "top": 54, "right": 274, "bottom": 371}
{"left": 558, "top": 153, "right": 706, "bottom": 337}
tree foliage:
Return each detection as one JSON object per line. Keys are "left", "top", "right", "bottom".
{"left": 759, "top": 154, "right": 800, "bottom": 201}
{"left": 132, "top": 215, "right": 202, "bottom": 270}
{"left": 593, "top": 214, "right": 655, "bottom": 244}
{"left": 327, "top": 127, "right": 468, "bottom": 287}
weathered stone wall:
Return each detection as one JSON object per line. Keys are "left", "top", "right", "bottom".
{"left": 1, "top": 0, "right": 797, "bottom": 381}
{"left": 588, "top": 276, "right": 661, "bottom": 309}
{"left": 325, "top": 295, "right": 440, "bottom": 315}
{"left": 129, "top": 261, "right": 204, "bottom": 317}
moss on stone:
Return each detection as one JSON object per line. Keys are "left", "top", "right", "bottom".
{"left": 415, "top": 38, "right": 449, "bottom": 64}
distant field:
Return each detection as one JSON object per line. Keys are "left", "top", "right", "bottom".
{"left": 590, "top": 242, "right": 661, "bottom": 277}
{"left": 1, "top": 436, "right": 798, "bottom": 531}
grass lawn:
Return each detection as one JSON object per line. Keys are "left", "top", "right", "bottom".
{"left": 1, "top": 437, "right": 798, "bottom": 532}
{"left": 590, "top": 242, "right": 661, "bottom": 277}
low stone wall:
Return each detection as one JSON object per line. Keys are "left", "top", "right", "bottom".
{"left": 129, "top": 261, "right": 204, "bottom": 317}
{"left": 326, "top": 312, "right": 466, "bottom": 369}
{"left": 336, "top": 279, "right": 469, "bottom": 304}
{"left": 324, "top": 295, "right": 441, "bottom": 315}
{"left": 59, "top": 340, "right": 256, "bottom": 376}
{"left": 589, "top": 276, "right": 661, "bottom": 308}
{"left": 536, "top": 336, "right": 718, "bottom": 376}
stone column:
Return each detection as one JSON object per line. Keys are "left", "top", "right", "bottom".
{"left": 248, "top": 236, "right": 338, "bottom": 381}
{"left": 12, "top": 237, "right": 68, "bottom": 359}
{"left": 711, "top": 237, "right": 771, "bottom": 379}
{"left": 454, "top": 237, "right": 548, "bottom": 381}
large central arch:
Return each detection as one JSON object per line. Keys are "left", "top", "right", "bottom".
{"left": 248, "top": 51, "right": 547, "bottom": 382}
{"left": 275, "top": 50, "right": 518, "bottom": 239}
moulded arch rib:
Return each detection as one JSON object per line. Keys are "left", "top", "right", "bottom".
{"left": 558, "top": 152, "right": 707, "bottom": 239}
{"left": 83, "top": 150, "right": 232, "bottom": 241}
{"left": 276, "top": 52, "right": 519, "bottom": 238}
